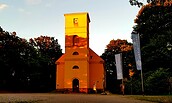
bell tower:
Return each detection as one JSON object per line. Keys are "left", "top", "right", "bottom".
{"left": 56, "top": 12, "right": 104, "bottom": 93}
{"left": 65, "top": 12, "right": 90, "bottom": 50}
{"left": 64, "top": 12, "right": 90, "bottom": 93}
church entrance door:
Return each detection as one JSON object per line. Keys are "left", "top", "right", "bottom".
{"left": 72, "top": 79, "right": 79, "bottom": 92}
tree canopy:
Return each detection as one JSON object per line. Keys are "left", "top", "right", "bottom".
{"left": 0, "top": 27, "right": 62, "bottom": 92}
{"left": 101, "top": 39, "right": 134, "bottom": 93}
{"left": 130, "top": 0, "right": 172, "bottom": 7}
{"left": 129, "top": 2, "right": 172, "bottom": 94}
{"left": 133, "top": 3, "right": 172, "bottom": 72}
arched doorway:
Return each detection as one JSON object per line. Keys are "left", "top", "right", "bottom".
{"left": 72, "top": 79, "right": 79, "bottom": 92}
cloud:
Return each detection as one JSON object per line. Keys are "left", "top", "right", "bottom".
{"left": 26, "top": 0, "right": 42, "bottom": 5}
{"left": 0, "top": 4, "right": 8, "bottom": 10}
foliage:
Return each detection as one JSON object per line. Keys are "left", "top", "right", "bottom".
{"left": 133, "top": 4, "right": 172, "bottom": 72}
{"left": 101, "top": 39, "right": 134, "bottom": 93}
{"left": 129, "top": 0, "right": 172, "bottom": 7}
{"left": 125, "top": 72, "right": 142, "bottom": 94}
{"left": 129, "top": 0, "right": 143, "bottom": 7}
{"left": 0, "top": 27, "right": 39, "bottom": 90}
{"left": 29, "top": 36, "right": 63, "bottom": 91}
{"left": 125, "top": 68, "right": 170, "bottom": 95}
{"left": 0, "top": 27, "right": 63, "bottom": 92}
{"left": 29, "top": 36, "right": 62, "bottom": 61}
{"left": 135, "top": 5, "right": 172, "bottom": 43}
{"left": 127, "top": 3, "right": 172, "bottom": 95}
{"left": 144, "top": 68, "right": 170, "bottom": 95}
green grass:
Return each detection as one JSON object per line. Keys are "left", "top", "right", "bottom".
{"left": 127, "top": 95, "right": 172, "bottom": 103}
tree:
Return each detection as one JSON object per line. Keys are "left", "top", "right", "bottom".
{"left": 128, "top": 2, "right": 172, "bottom": 95}
{"left": 133, "top": 3, "right": 172, "bottom": 72}
{"left": 101, "top": 39, "right": 134, "bottom": 93}
{"left": 29, "top": 36, "right": 62, "bottom": 61}
{"left": 0, "top": 27, "right": 63, "bottom": 92}
{"left": 29, "top": 36, "right": 63, "bottom": 90}
{"left": 129, "top": 0, "right": 172, "bottom": 7}
{"left": 144, "top": 68, "right": 170, "bottom": 95}
{"left": 129, "top": 0, "right": 143, "bottom": 7}
{"left": 0, "top": 27, "right": 39, "bottom": 90}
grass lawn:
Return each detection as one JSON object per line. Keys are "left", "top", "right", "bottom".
{"left": 127, "top": 95, "right": 172, "bottom": 103}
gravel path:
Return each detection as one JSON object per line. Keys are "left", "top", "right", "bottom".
{"left": 0, "top": 93, "right": 155, "bottom": 103}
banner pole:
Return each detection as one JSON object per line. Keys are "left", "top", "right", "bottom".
{"left": 141, "top": 68, "right": 144, "bottom": 96}
{"left": 138, "top": 33, "right": 144, "bottom": 96}
{"left": 122, "top": 78, "right": 124, "bottom": 96}
{"left": 132, "top": 31, "right": 144, "bottom": 96}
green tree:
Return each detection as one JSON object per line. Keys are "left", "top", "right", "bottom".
{"left": 129, "top": 0, "right": 172, "bottom": 7}
{"left": 29, "top": 36, "right": 63, "bottom": 91}
{"left": 0, "top": 27, "right": 40, "bottom": 90}
{"left": 101, "top": 39, "right": 134, "bottom": 93}
{"left": 144, "top": 68, "right": 170, "bottom": 94}
{"left": 134, "top": 4, "right": 172, "bottom": 72}
{"left": 128, "top": 3, "right": 172, "bottom": 95}
{"left": 129, "top": 0, "right": 143, "bottom": 7}
{"left": 0, "top": 27, "right": 63, "bottom": 92}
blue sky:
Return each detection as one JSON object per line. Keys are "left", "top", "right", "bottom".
{"left": 0, "top": 0, "right": 141, "bottom": 55}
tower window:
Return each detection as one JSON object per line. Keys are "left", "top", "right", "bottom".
{"left": 73, "top": 18, "right": 78, "bottom": 24}
{"left": 73, "top": 52, "right": 79, "bottom": 55}
{"left": 73, "top": 35, "right": 79, "bottom": 46}
{"left": 73, "top": 65, "right": 79, "bottom": 69}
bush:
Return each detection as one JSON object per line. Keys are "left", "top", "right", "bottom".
{"left": 125, "top": 68, "right": 170, "bottom": 95}
{"left": 144, "top": 68, "right": 170, "bottom": 95}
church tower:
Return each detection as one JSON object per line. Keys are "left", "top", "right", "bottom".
{"left": 56, "top": 12, "right": 104, "bottom": 93}
{"left": 64, "top": 12, "right": 90, "bottom": 93}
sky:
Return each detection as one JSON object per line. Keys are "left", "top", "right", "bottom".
{"left": 0, "top": 0, "right": 142, "bottom": 55}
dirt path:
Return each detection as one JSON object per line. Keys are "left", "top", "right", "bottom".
{"left": 0, "top": 93, "right": 155, "bottom": 103}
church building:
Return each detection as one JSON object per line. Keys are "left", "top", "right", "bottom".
{"left": 56, "top": 12, "right": 104, "bottom": 93}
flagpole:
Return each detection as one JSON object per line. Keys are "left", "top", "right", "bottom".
{"left": 121, "top": 53, "right": 124, "bottom": 96}
{"left": 138, "top": 33, "right": 144, "bottom": 96}
{"left": 131, "top": 31, "right": 144, "bottom": 96}
{"left": 141, "top": 67, "right": 144, "bottom": 96}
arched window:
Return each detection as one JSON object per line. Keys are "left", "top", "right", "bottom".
{"left": 73, "top": 35, "right": 79, "bottom": 46}
{"left": 73, "top": 65, "right": 79, "bottom": 69}
{"left": 73, "top": 52, "right": 79, "bottom": 55}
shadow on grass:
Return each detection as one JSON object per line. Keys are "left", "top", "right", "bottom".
{"left": 127, "top": 95, "right": 172, "bottom": 103}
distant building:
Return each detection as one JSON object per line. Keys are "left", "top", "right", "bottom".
{"left": 55, "top": 12, "right": 104, "bottom": 93}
